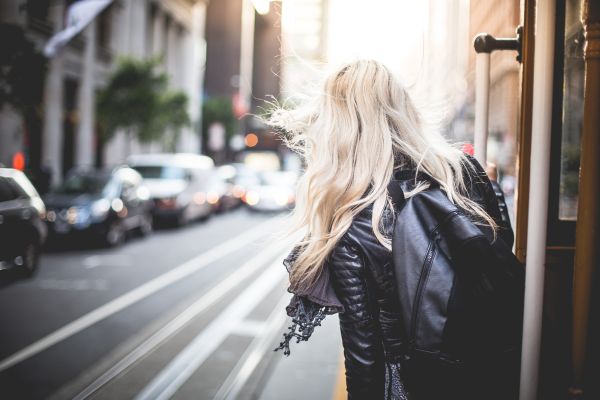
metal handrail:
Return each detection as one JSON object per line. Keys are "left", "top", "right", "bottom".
{"left": 472, "top": 27, "right": 522, "bottom": 167}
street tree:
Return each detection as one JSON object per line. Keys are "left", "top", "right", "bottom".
{"left": 0, "top": 24, "right": 47, "bottom": 173}
{"left": 0, "top": 25, "right": 47, "bottom": 114}
{"left": 201, "top": 96, "right": 238, "bottom": 161}
{"left": 97, "top": 58, "right": 190, "bottom": 151}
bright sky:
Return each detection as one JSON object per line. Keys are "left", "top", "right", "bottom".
{"left": 327, "top": 0, "right": 429, "bottom": 84}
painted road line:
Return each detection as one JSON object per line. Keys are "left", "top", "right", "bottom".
{"left": 83, "top": 254, "right": 132, "bottom": 269}
{"left": 213, "top": 293, "right": 291, "bottom": 400}
{"left": 229, "top": 319, "right": 270, "bottom": 337}
{"left": 0, "top": 216, "right": 283, "bottom": 372}
{"left": 72, "top": 241, "right": 291, "bottom": 400}
{"left": 134, "top": 256, "right": 288, "bottom": 400}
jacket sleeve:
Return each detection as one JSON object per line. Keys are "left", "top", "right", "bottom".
{"left": 329, "top": 238, "right": 385, "bottom": 399}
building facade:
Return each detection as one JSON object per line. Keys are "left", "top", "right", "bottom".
{"left": 420, "top": 0, "right": 471, "bottom": 140}
{"left": 280, "top": 0, "right": 329, "bottom": 97}
{"left": 410, "top": 0, "right": 520, "bottom": 178}
{"left": 0, "top": 0, "right": 208, "bottom": 187}
{"left": 203, "top": 0, "right": 282, "bottom": 161}
{"left": 467, "top": 0, "right": 521, "bottom": 176}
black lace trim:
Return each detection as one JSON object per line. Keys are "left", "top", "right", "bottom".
{"left": 274, "top": 296, "right": 337, "bottom": 356}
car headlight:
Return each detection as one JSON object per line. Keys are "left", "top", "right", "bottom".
{"left": 136, "top": 186, "right": 150, "bottom": 201}
{"left": 67, "top": 206, "right": 91, "bottom": 227}
{"left": 207, "top": 191, "right": 219, "bottom": 205}
{"left": 46, "top": 210, "right": 56, "bottom": 222}
{"left": 91, "top": 199, "right": 111, "bottom": 220}
{"left": 245, "top": 191, "right": 260, "bottom": 206}
{"left": 193, "top": 192, "right": 206, "bottom": 205}
{"left": 275, "top": 192, "right": 289, "bottom": 206}
{"left": 111, "top": 198, "right": 124, "bottom": 213}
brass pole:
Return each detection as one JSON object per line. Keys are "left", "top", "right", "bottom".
{"left": 572, "top": 0, "right": 600, "bottom": 394}
{"left": 515, "top": 0, "right": 536, "bottom": 262}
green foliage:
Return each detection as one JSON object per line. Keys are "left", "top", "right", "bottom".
{"left": 202, "top": 97, "right": 237, "bottom": 139}
{"left": 154, "top": 91, "right": 190, "bottom": 151}
{"left": 0, "top": 24, "right": 47, "bottom": 114}
{"left": 97, "top": 57, "right": 190, "bottom": 144}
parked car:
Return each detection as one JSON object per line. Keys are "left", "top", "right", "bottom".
{"left": 128, "top": 153, "right": 215, "bottom": 226}
{"left": 43, "top": 166, "right": 153, "bottom": 247}
{"left": 212, "top": 165, "right": 243, "bottom": 212}
{"left": 229, "top": 163, "right": 261, "bottom": 202}
{"left": 243, "top": 170, "right": 297, "bottom": 212}
{"left": 0, "top": 168, "right": 47, "bottom": 276}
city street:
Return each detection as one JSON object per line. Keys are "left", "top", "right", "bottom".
{"left": 0, "top": 209, "right": 342, "bottom": 400}
{"left": 1, "top": 0, "right": 598, "bottom": 397}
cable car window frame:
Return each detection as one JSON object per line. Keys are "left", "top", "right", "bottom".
{"left": 547, "top": 0, "right": 582, "bottom": 247}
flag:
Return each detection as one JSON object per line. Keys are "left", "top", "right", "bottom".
{"left": 44, "top": 0, "right": 113, "bottom": 57}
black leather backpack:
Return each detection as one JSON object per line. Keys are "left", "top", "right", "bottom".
{"left": 387, "top": 171, "right": 525, "bottom": 398}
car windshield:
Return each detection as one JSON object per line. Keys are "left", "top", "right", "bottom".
{"left": 260, "top": 171, "right": 297, "bottom": 187}
{"left": 234, "top": 174, "right": 259, "bottom": 186}
{"left": 57, "top": 173, "right": 110, "bottom": 196}
{"left": 133, "top": 165, "right": 186, "bottom": 180}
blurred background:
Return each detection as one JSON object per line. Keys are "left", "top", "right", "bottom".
{"left": 0, "top": 0, "right": 548, "bottom": 399}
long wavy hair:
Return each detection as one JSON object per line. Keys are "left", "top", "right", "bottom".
{"left": 268, "top": 59, "right": 496, "bottom": 292}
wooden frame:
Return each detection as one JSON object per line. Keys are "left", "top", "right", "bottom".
{"left": 514, "top": 0, "right": 536, "bottom": 261}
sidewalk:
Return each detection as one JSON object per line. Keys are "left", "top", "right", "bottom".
{"left": 258, "top": 314, "right": 344, "bottom": 400}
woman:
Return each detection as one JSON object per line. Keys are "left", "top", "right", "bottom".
{"left": 271, "top": 60, "right": 514, "bottom": 399}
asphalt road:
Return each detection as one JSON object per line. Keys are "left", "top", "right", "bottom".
{"left": 0, "top": 208, "right": 299, "bottom": 400}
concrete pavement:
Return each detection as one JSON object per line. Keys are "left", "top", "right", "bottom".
{"left": 0, "top": 208, "right": 344, "bottom": 400}
{"left": 259, "top": 315, "right": 343, "bottom": 400}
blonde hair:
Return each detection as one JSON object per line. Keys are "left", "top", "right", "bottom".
{"left": 268, "top": 59, "right": 495, "bottom": 291}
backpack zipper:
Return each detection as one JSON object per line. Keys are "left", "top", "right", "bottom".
{"left": 408, "top": 233, "right": 439, "bottom": 351}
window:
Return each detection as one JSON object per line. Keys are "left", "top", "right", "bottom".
{"left": 558, "top": 0, "right": 584, "bottom": 220}
{"left": 57, "top": 174, "right": 110, "bottom": 196}
{"left": 0, "top": 178, "right": 19, "bottom": 202}
{"left": 133, "top": 166, "right": 186, "bottom": 180}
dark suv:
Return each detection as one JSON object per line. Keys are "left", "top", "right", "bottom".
{"left": 0, "top": 168, "right": 48, "bottom": 276}
{"left": 43, "top": 166, "right": 153, "bottom": 247}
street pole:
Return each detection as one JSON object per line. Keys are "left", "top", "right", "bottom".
{"left": 519, "top": 0, "right": 556, "bottom": 399}
{"left": 42, "top": 0, "right": 65, "bottom": 186}
{"left": 474, "top": 53, "right": 490, "bottom": 167}
{"left": 193, "top": 2, "right": 208, "bottom": 155}
{"left": 75, "top": 21, "right": 97, "bottom": 167}
{"left": 239, "top": 0, "right": 256, "bottom": 128}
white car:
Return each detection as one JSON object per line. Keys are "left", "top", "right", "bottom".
{"left": 243, "top": 171, "right": 297, "bottom": 212}
{"left": 127, "top": 153, "right": 216, "bottom": 226}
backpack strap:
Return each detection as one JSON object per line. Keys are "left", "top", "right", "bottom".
{"left": 387, "top": 180, "right": 406, "bottom": 208}
{"left": 388, "top": 169, "right": 434, "bottom": 208}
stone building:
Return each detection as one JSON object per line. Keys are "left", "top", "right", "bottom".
{"left": 0, "top": 0, "right": 208, "bottom": 186}
{"left": 202, "top": 0, "right": 283, "bottom": 159}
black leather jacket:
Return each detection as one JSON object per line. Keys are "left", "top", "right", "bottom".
{"left": 328, "top": 160, "right": 513, "bottom": 399}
